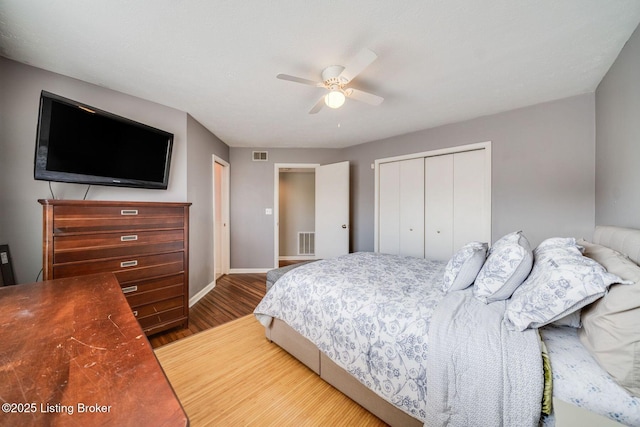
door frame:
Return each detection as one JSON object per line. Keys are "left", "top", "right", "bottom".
{"left": 273, "top": 163, "right": 319, "bottom": 269}
{"left": 213, "top": 155, "right": 230, "bottom": 279}
{"left": 374, "top": 141, "right": 492, "bottom": 252}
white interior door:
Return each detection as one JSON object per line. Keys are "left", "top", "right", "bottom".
{"left": 453, "top": 150, "right": 490, "bottom": 249}
{"left": 315, "top": 161, "right": 350, "bottom": 259}
{"left": 424, "top": 154, "right": 454, "bottom": 261}
{"left": 400, "top": 158, "right": 425, "bottom": 257}
{"left": 212, "top": 157, "right": 230, "bottom": 279}
{"left": 378, "top": 161, "right": 400, "bottom": 254}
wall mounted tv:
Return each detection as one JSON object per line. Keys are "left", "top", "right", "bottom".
{"left": 34, "top": 91, "right": 174, "bottom": 190}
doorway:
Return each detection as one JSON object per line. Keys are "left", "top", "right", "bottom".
{"left": 274, "top": 163, "right": 318, "bottom": 268}
{"left": 273, "top": 161, "right": 350, "bottom": 268}
{"left": 213, "top": 156, "right": 230, "bottom": 280}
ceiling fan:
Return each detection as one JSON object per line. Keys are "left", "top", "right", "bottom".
{"left": 276, "top": 48, "right": 384, "bottom": 114}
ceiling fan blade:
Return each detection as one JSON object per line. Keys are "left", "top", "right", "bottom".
{"left": 308, "top": 96, "right": 326, "bottom": 114}
{"left": 345, "top": 88, "right": 384, "bottom": 106}
{"left": 276, "top": 74, "right": 323, "bottom": 87}
{"left": 339, "top": 48, "right": 378, "bottom": 84}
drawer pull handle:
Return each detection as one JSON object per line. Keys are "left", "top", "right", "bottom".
{"left": 122, "top": 285, "right": 138, "bottom": 294}
{"left": 120, "top": 260, "right": 138, "bottom": 268}
{"left": 121, "top": 209, "right": 139, "bottom": 216}
{"left": 121, "top": 235, "right": 138, "bottom": 242}
{"left": 133, "top": 310, "right": 138, "bottom": 317}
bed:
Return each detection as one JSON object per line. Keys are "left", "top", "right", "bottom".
{"left": 254, "top": 226, "right": 640, "bottom": 426}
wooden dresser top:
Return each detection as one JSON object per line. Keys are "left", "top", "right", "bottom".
{"left": 0, "top": 273, "right": 188, "bottom": 426}
{"left": 38, "top": 199, "right": 192, "bottom": 208}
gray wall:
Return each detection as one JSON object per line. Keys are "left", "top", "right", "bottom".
{"left": 595, "top": 23, "right": 640, "bottom": 228}
{"left": 186, "top": 114, "right": 230, "bottom": 298}
{"left": 0, "top": 57, "right": 229, "bottom": 295}
{"left": 229, "top": 147, "right": 339, "bottom": 269}
{"left": 229, "top": 95, "right": 596, "bottom": 269}
{"left": 342, "top": 94, "right": 596, "bottom": 252}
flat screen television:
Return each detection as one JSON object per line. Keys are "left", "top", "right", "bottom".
{"left": 34, "top": 91, "right": 174, "bottom": 189}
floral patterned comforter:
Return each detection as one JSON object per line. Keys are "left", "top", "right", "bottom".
{"left": 254, "top": 252, "right": 446, "bottom": 421}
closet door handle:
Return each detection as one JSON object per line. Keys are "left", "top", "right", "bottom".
{"left": 342, "top": 224, "right": 348, "bottom": 229}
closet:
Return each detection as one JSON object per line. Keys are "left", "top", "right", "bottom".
{"left": 375, "top": 142, "right": 491, "bottom": 261}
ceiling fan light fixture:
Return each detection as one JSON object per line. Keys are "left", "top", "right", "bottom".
{"left": 325, "top": 89, "right": 346, "bottom": 109}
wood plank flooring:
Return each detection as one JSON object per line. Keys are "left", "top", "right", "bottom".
{"left": 149, "top": 272, "right": 267, "bottom": 349}
{"left": 150, "top": 260, "right": 311, "bottom": 349}
{"left": 155, "top": 314, "right": 387, "bottom": 427}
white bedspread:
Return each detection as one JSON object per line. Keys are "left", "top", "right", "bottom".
{"left": 425, "top": 288, "right": 543, "bottom": 427}
{"left": 254, "top": 252, "right": 446, "bottom": 421}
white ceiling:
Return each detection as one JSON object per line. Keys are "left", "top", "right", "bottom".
{"left": 1, "top": 1, "right": 640, "bottom": 149}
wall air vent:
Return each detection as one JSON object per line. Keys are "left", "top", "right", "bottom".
{"left": 252, "top": 151, "right": 268, "bottom": 161}
{"left": 298, "top": 232, "right": 315, "bottom": 255}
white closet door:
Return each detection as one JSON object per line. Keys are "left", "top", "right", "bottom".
{"left": 378, "top": 159, "right": 425, "bottom": 257}
{"left": 424, "top": 155, "right": 454, "bottom": 261}
{"left": 378, "top": 161, "right": 400, "bottom": 254}
{"left": 376, "top": 143, "right": 491, "bottom": 261}
{"left": 399, "top": 158, "right": 425, "bottom": 258}
{"left": 453, "top": 150, "right": 489, "bottom": 249}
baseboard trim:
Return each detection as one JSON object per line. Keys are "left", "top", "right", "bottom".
{"left": 278, "top": 256, "right": 316, "bottom": 261}
{"left": 189, "top": 279, "right": 217, "bottom": 307}
{"left": 229, "top": 268, "right": 271, "bottom": 274}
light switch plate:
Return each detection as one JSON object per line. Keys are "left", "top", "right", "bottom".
{"left": 265, "top": 208, "right": 273, "bottom": 215}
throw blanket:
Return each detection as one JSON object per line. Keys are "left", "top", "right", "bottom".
{"left": 425, "top": 288, "right": 543, "bottom": 427}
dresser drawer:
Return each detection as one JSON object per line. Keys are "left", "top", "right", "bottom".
{"left": 55, "top": 229, "right": 184, "bottom": 250}
{"left": 53, "top": 252, "right": 184, "bottom": 281}
{"left": 136, "top": 307, "right": 185, "bottom": 330}
{"left": 53, "top": 239, "right": 184, "bottom": 264}
{"left": 130, "top": 296, "right": 185, "bottom": 319}
{"left": 120, "top": 273, "right": 184, "bottom": 296}
{"left": 53, "top": 205, "right": 185, "bottom": 233}
{"left": 125, "top": 281, "right": 184, "bottom": 308}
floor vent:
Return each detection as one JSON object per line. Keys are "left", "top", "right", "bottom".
{"left": 252, "top": 151, "right": 268, "bottom": 161}
{"left": 298, "top": 232, "right": 315, "bottom": 255}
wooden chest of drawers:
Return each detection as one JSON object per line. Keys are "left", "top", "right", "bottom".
{"left": 39, "top": 199, "right": 191, "bottom": 336}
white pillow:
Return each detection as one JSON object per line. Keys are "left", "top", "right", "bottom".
{"left": 505, "top": 238, "right": 630, "bottom": 331}
{"left": 535, "top": 237, "right": 580, "bottom": 252}
{"left": 473, "top": 231, "right": 533, "bottom": 303}
{"left": 442, "top": 241, "right": 488, "bottom": 293}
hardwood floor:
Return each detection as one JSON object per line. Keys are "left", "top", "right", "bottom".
{"left": 149, "top": 272, "right": 267, "bottom": 349}
{"left": 149, "top": 260, "right": 311, "bottom": 349}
